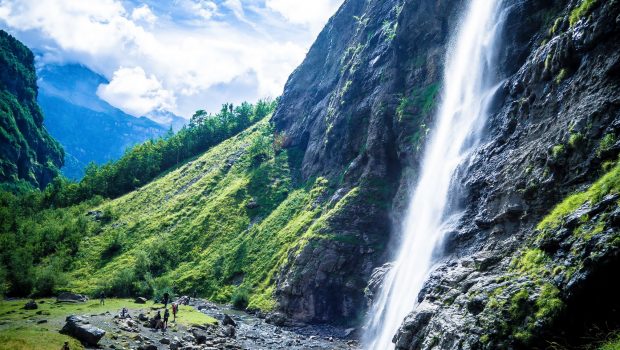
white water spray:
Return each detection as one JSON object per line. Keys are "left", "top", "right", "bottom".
{"left": 365, "top": 1, "right": 505, "bottom": 348}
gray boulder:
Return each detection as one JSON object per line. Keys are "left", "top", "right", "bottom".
{"left": 60, "top": 315, "right": 106, "bottom": 345}
{"left": 135, "top": 297, "right": 147, "bottom": 304}
{"left": 56, "top": 292, "right": 88, "bottom": 303}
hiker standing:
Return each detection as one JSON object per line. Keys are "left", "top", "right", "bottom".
{"left": 172, "top": 303, "right": 178, "bottom": 322}
{"left": 163, "top": 308, "right": 170, "bottom": 331}
{"left": 99, "top": 291, "right": 105, "bottom": 305}
{"left": 61, "top": 341, "right": 70, "bottom": 350}
{"left": 163, "top": 292, "right": 169, "bottom": 308}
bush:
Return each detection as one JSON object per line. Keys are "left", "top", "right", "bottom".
{"left": 31, "top": 258, "right": 67, "bottom": 297}
{"left": 107, "top": 268, "right": 136, "bottom": 297}
{"left": 152, "top": 276, "right": 174, "bottom": 304}
{"left": 231, "top": 286, "right": 250, "bottom": 309}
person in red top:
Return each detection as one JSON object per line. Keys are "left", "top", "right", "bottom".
{"left": 171, "top": 303, "right": 178, "bottom": 322}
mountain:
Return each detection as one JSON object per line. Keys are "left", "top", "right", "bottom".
{"left": 271, "top": 0, "right": 620, "bottom": 348}
{"left": 0, "top": 30, "right": 63, "bottom": 189}
{"left": 1, "top": 0, "right": 620, "bottom": 349}
{"left": 37, "top": 63, "right": 184, "bottom": 179}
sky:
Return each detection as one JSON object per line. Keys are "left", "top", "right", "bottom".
{"left": 0, "top": 0, "right": 344, "bottom": 118}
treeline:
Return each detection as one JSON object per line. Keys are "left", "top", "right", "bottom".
{"left": 0, "top": 99, "right": 276, "bottom": 297}
{"left": 44, "top": 99, "right": 276, "bottom": 207}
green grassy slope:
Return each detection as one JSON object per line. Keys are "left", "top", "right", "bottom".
{"left": 62, "top": 118, "right": 350, "bottom": 310}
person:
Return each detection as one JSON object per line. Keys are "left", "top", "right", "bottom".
{"left": 163, "top": 292, "right": 169, "bottom": 308}
{"left": 61, "top": 341, "right": 70, "bottom": 350}
{"left": 99, "top": 291, "right": 105, "bottom": 305}
{"left": 171, "top": 303, "right": 178, "bottom": 322}
{"left": 163, "top": 308, "right": 170, "bottom": 331}
{"left": 120, "top": 307, "right": 128, "bottom": 318}
{"left": 154, "top": 310, "right": 162, "bottom": 330}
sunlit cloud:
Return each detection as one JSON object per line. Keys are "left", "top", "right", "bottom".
{"left": 0, "top": 0, "right": 344, "bottom": 118}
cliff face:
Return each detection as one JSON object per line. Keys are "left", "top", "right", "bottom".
{"left": 0, "top": 30, "right": 63, "bottom": 188}
{"left": 272, "top": 0, "right": 620, "bottom": 346}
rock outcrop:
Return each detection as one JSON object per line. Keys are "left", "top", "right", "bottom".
{"left": 60, "top": 315, "right": 106, "bottom": 345}
{"left": 272, "top": 0, "right": 620, "bottom": 347}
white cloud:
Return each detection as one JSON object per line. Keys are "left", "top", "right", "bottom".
{"left": 131, "top": 5, "right": 157, "bottom": 25}
{"left": 0, "top": 0, "right": 344, "bottom": 118}
{"left": 266, "top": 0, "right": 342, "bottom": 32}
{"left": 97, "top": 66, "right": 175, "bottom": 116}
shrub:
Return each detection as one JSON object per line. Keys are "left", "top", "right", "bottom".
{"left": 107, "top": 268, "right": 136, "bottom": 297}
{"left": 551, "top": 144, "right": 565, "bottom": 158}
{"left": 31, "top": 260, "right": 67, "bottom": 297}
{"left": 231, "top": 286, "right": 250, "bottom": 309}
{"left": 598, "top": 133, "right": 616, "bottom": 156}
{"left": 568, "top": 132, "right": 584, "bottom": 149}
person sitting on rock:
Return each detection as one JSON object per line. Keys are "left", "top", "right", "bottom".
{"left": 154, "top": 310, "right": 162, "bottom": 330}
{"left": 120, "top": 307, "right": 129, "bottom": 318}
{"left": 163, "top": 308, "right": 170, "bottom": 331}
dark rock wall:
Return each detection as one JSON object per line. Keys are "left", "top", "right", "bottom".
{"left": 272, "top": 0, "right": 620, "bottom": 347}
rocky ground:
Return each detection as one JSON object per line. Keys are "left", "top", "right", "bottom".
{"left": 0, "top": 297, "right": 360, "bottom": 350}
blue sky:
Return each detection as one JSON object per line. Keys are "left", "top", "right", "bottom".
{"left": 0, "top": 0, "right": 344, "bottom": 118}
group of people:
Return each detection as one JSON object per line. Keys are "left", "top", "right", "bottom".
{"left": 153, "top": 302, "right": 178, "bottom": 332}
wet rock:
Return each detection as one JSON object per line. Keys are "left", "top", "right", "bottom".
{"left": 222, "top": 314, "right": 236, "bottom": 327}
{"left": 265, "top": 312, "right": 287, "bottom": 326}
{"left": 160, "top": 337, "right": 171, "bottom": 344}
{"left": 60, "top": 315, "right": 106, "bottom": 346}
{"left": 220, "top": 325, "right": 236, "bottom": 338}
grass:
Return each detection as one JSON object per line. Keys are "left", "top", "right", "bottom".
{"left": 599, "top": 334, "right": 620, "bottom": 350}
{"left": 0, "top": 298, "right": 216, "bottom": 350}
{"left": 536, "top": 161, "right": 620, "bottom": 231}
{"left": 569, "top": 0, "right": 599, "bottom": 27}
{"left": 0, "top": 328, "right": 83, "bottom": 350}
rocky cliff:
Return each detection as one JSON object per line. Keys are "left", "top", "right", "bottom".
{"left": 0, "top": 30, "right": 63, "bottom": 188}
{"left": 272, "top": 0, "right": 620, "bottom": 347}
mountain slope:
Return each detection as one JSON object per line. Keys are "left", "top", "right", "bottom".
{"left": 62, "top": 118, "right": 363, "bottom": 320}
{"left": 37, "top": 64, "right": 178, "bottom": 179}
{"left": 0, "top": 30, "right": 63, "bottom": 188}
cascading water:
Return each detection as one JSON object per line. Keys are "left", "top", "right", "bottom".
{"left": 365, "top": 0, "right": 505, "bottom": 349}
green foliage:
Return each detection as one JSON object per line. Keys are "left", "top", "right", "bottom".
{"left": 44, "top": 99, "right": 277, "bottom": 207}
{"left": 598, "top": 133, "right": 616, "bottom": 156}
{"left": 599, "top": 334, "right": 620, "bottom": 350}
{"left": 231, "top": 286, "right": 250, "bottom": 309}
{"left": 551, "top": 144, "right": 565, "bottom": 158}
{"left": 569, "top": 0, "right": 599, "bottom": 26}
{"left": 0, "top": 30, "right": 64, "bottom": 188}
{"left": 568, "top": 132, "right": 584, "bottom": 149}
{"left": 537, "top": 161, "right": 620, "bottom": 231}
{"left": 555, "top": 68, "right": 568, "bottom": 84}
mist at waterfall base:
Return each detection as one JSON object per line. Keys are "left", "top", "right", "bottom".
{"left": 364, "top": 0, "right": 506, "bottom": 349}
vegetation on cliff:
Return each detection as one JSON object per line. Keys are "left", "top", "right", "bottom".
{"left": 0, "top": 30, "right": 63, "bottom": 188}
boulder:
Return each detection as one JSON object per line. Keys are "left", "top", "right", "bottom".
{"left": 222, "top": 314, "right": 236, "bottom": 327}
{"left": 60, "top": 315, "right": 106, "bottom": 345}
{"left": 56, "top": 292, "right": 88, "bottom": 303}
{"left": 23, "top": 300, "right": 37, "bottom": 310}
{"left": 265, "top": 312, "right": 287, "bottom": 326}
{"left": 137, "top": 345, "right": 157, "bottom": 350}
{"left": 135, "top": 297, "right": 147, "bottom": 304}
{"left": 138, "top": 313, "right": 149, "bottom": 321}
{"left": 220, "top": 325, "right": 236, "bottom": 338}
{"left": 191, "top": 329, "right": 206, "bottom": 344}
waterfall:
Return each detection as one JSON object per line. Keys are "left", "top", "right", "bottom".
{"left": 364, "top": 0, "right": 505, "bottom": 348}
